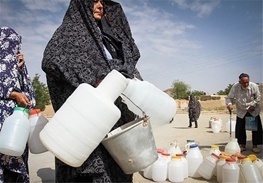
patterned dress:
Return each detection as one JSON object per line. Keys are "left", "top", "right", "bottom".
{"left": 42, "top": 0, "right": 141, "bottom": 182}
{"left": 0, "top": 27, "right": 36, "bottom": 183}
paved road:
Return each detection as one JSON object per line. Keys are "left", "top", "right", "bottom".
{"left": 29, "top": 112, "right": 263, "bottom": 182}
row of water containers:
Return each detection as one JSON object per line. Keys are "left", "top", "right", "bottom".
{"left": 143, "top": 142, "right": 263, "bottom": 183}
{"left": 0, "top": 107, "right": 48, "bottom": 156}
{"left": 209, "top": 117, "right": 236, "bottom": 133}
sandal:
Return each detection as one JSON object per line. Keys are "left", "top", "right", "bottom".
{"left": 252, "top": 147, "right": 260, "bottom": 153}
{"left": 240, "top": 147, "right": 246, "bottom": 152}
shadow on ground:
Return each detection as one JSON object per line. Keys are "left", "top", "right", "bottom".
{"left": 173, "top": 127, "right": 190, "bottom": 129}
{"left": 199, "top": 140, "right": 263, "bottom": 159}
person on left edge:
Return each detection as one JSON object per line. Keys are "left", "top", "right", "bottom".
{"left": 0, "top": 26, "right": 36, "bottom": 183}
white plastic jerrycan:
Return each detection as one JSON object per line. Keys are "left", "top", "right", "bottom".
{"left": 0, "top": 107, "right": 30, "bottom": 156}
{"left": 185, "top": 144, "right": 203, "bottom": 178}
{"left": 168, "top": 156, "right": 184, "bottom": 182}
{"left": 222, "top": 158, "right": 240, "bottom": 183}
{"left": 168, "top": 139, "right": 182, "bottom": 156}
{"left": 241, "top": 157, "right": 263, "bottom": 183}
{"left": 121, "top": 78, "right": 176, "bottom": 126}
{"left": 39, "top": 70, "right": 129, "bottom": 167}
{"left": 28, "top": 109, "right": 49, "bottom": 154}
{"left": 212, "top": 120, "right": 222, "bottom": 133}
{"left": 248, "top": 154, "right": 263, "bottom": 180}
{"left": 224, "top": 138, "right": 241, "bottom": 155}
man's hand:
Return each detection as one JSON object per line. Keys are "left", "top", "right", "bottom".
{"left": 227, "top": 104, "right": 233, "bottom": 112}
{"left": 247, "top": 106, "right": 255, "bottom": 112}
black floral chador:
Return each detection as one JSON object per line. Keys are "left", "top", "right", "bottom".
{"left": 188, "top": 95, "right": 201, "bottom": 128}
{"left": 42, "top": 0, "right": 141, "bottom": 182}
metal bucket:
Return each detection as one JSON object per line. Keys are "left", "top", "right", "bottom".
{"left": 102, "top": 117, "right": 158, "bottom": 174}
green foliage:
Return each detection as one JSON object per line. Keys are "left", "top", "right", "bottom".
{"left": 190, "top": 90, "right": 206, "bottom": 100}
{"left": 170, "top": 80, "right": 190, "bottom": 99}
{"left": 217, "top": 84, "right": 233, "bottom": 95}
{"left": 32, "top": 74, "right": 50, "bottom": 111}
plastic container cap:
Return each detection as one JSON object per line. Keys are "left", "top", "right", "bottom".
{"left": 176, "top": 153, "right": 184, "bottom": 156}
{"left": 211, "top": 145, "right": 219, "bottom": 149}
{"left": 171, "top": 156, "right": 181, "bottom": 160}
{"left": 162, "top": 152, "right": 170, "bottom": 157}
{"left": 219, "top": 155, "right": 230, "bottom": 159}
{"left": 14, "top": 107, "right": 29, "bottom": 114}
{"left": 190, "top": 144, "right": 198, "bottom": 148}
{"left": 157, "top": 148, "right": 164, "bottom": 153}
{"left": 248, "top": 154, "right": 257, "bottom": 162}
{"left": 242, "top": 157, "right": 252, "bottom": 163}
{"left": 226, "top": 158, "right": 236, "bottom": 162}
{"left": 237, "top": 156, "right": 246, "bottom": 160}
{"left": 29, "top": 109, "right": 41, "bottom": 115}
{"left": 220, "top": 151, "right": 228, "bottom": 156}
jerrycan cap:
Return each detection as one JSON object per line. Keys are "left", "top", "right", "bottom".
{"left": 171, "top": 155, "right": 181, "bottom": 160}
{"left": 219, "top": 154, "right": 230, "bottom": 159}
{"left": 162, "top": 152, "right": 170, "bottom": 157}
{"left": 220, "top": 151, "right": 229, "bottom": 156}
{"left": 248, "top": 154, "right": 257, "bottom": 162}
{"left": 14, "top": 107, "right": 29, "bottom": 114}
{"left": 190, "top": 144, "right": 198, "bottom": 148}
{"left": 211, "top": 145, "right": 219, "bottom": 149}
{"left": 176, "top": 153, "right": 184, "bottom": 157}
{"left": 241, "top": 157, "right": 252, "bottom": 163}
{"left": 30, "top": 109, "right": 41, "bottom": 115}
{"left": 226, "top": 158, "right": 236, "bottom": 162}
{"left": 157, "top": 148, "right": 164, "bottom": 154}
{"left": 237, "top": 155, "right": 246, "bottom": 160}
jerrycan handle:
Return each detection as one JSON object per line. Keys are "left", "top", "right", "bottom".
{"left": 170, "top": 139, "right": 179, "bottom": 147}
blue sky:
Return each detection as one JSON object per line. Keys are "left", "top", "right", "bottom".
{"left": 0, "top": 0, "right": 262, "bottom": 94}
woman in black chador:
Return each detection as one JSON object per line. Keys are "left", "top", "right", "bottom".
{"left": 188, "top": 95, "right": 201, "bottom": 128}
{"left": 42, "top": 0, "right": 142, "bottom": 182}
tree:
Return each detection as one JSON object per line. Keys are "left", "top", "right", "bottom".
{"left": 217, "top": 84, "right": 233, "bottom": 95}
{"left": 170, "top": 80, "right": 191, "bottom": 99}
{"left": 32, "top": 74, "right": 50, "bottom": 111}
{"left": 190, "top": 90, "right": 206, "bottom": 100}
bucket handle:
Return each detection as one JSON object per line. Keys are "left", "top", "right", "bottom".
{"left": 121, "top": 93, "right": 150, "bottom": 127}
{"left": 121, "top": 93, "right": 148, "bottom": 119}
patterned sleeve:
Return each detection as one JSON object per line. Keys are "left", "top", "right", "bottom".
{"left": 0, "top": 58, "right": 19, "bottom": 99}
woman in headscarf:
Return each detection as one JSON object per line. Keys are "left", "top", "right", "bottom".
{"left": 42, "top": 0, "right": 141, "bottom": 182}
{"left": 0, "top": 26, "right": 36, "bottom": 183}
{"left": 188, "top": 94, "right": 201, "bottom": 128}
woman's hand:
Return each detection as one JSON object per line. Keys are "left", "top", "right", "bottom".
{"left": 95, "top": 80, "right": 102, "bottom": 87}
{"left": 10, "top": 91, "right": 31, "bottom": 108}
{"left": 17, "top": 52, "right": 25, "bottom": 68}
